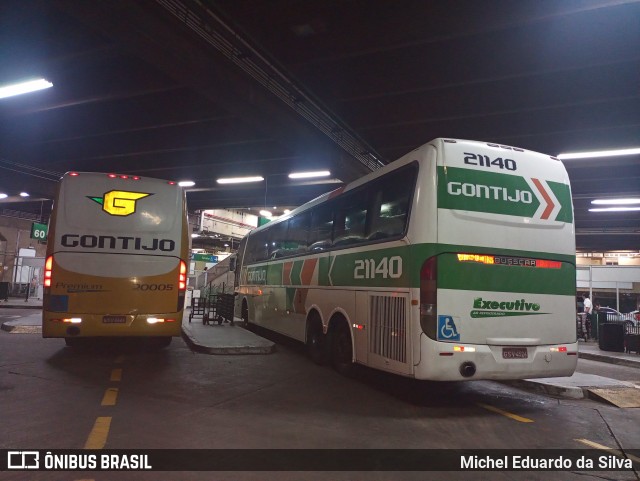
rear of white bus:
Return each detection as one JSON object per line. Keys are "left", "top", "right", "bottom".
{"left": 416, "top": 139, "right": 577, "bottom": 381}
{"left": 43, "top": 172, "right": 189, "bottom": 342}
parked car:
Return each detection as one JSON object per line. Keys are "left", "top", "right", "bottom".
{"left": 622, "top": 310, "right": 640, "bottom": 328}
{"left": 598, "top": 306, "right": 625, "bottom": 322}
{"left": 599, "top": 307, "right": 640, "bottom": 329}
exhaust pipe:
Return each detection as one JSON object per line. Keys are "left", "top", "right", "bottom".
{"left": 460, "top": 361, "right": 476, "bottom": 378}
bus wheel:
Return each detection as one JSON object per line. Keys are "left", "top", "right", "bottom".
{"left": 157, "top": 337, "right": 172, "bottom": 348}
{"left": 330, "top": 320, "right": 354, "bottom": 376}
{"left": 241, "top": 301, "right": 250, "bottom": 329}
{"left": 307, "top": 317, "right": 326, "bottom": 365}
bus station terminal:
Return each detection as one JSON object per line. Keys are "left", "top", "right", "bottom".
{"left": 2, "top": 291, "right": 640, "bottom": 407}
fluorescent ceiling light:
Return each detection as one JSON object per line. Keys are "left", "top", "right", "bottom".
{"left": 284, "top": 209, "right": 291, "bottom": 215}
{"left": 0, "top": 193, "right": 7, "bottom": 199}
{"left": 178, "top": 180, "right": 195, "bottom": 187}
{"left": 19, "top": 192, "right": 29, "bottom": 197}
{"left": 288, "top": 170, "right": 331, "bottom": 179}
{"left": 591, "top": 198, "right": 640, "bottom": 205}
{"left": 259, "top": 210, "right": 273, "bottom": 218}
{"left": 217, "top": 176, "right": 264, "bottom": 184}
{"left": 589, "top": 207, "right": 640, "bottom": 212}
{"left": 191, "top": 233, "right": 200, "bottom": 238}
{"left": 557, "top": 147, "right": 640, "bottom": 160}
{"left": 0, "top": 78, "right": 53, "bottom": 99}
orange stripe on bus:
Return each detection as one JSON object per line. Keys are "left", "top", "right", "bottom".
{"left": 300, "top": 258, "right": 317, "bottom": 285}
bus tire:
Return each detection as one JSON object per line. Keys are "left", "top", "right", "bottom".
{"left": 241, "top": 300, "right": 250, "bottom": 329}
{"left": 158, "top": 337, "right": 172, "bottom": 348}
{"left": 306, "top": 314, "right": 326, "bottom": 365}
{"left": 329, "top": 318, "right": 354, "bottom": 376}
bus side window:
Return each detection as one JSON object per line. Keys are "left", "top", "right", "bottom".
{"left": 267, "top": 221, "right": 288, "bottom": 259}
{"left": 309, "top": 204, "right": 333, "bottom": 252}
{"left": 333, "top": 190, "right": 368, "bottom": 247}
{"left": 247, "top": 230, "right": 269, "bottom": 264}
{"left": 284, "top": 211, "right": 310, "bottom": 256}
{"left": 368, "top": 166, "right": 413, "bottom": 240}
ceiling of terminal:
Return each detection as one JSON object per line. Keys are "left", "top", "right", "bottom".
{"left": 0, "top": 0, "right": 638, "bottom": 251}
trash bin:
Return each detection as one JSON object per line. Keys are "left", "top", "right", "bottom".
{"left": 595, "top": 310, "right": 608, "bottom": 341}
{"left": 598, "top": 322, "right": 625, "bottom": 352}
{"left": 0, "top": 281, "right": 9, "bottom": 301}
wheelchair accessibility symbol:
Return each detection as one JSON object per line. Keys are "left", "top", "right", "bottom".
{"left": 437, "top": 315, "right": 460, "bottom": 341}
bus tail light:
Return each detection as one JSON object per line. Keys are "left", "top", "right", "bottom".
{"left": 178, "top": 260, "right": 187, "bottom": 290}
{"left": 420, "top": 256, "right": 437, "bottom": 339}
{"left": 44, "top": 256, "right": 53, "bottom": 287}
{"left": 147, "top": 318, "right": 177, "bottom": 324}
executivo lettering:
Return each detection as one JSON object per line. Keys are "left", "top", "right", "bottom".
{"left": 61, "top": 234, "right": 175, "bottom": 252}
{"left": 471, "top": 297, "right": 547, "bottom": 318}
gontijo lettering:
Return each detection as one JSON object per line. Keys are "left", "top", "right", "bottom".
{"left": 447, "top": 182, "right": 533, "bottom": 204}
{"left": 61, "top": 234, "right": 175, "bottom": 252}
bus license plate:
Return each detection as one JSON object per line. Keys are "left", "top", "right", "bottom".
{"left": 502, "top": 347, "right": 528, "bottom": 359}
{"left": 103, "top": 316, "right": 126, "bottom": 324}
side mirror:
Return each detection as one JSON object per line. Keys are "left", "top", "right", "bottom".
{"left": 229, "top": 257, "right": 236, "bottom": 272}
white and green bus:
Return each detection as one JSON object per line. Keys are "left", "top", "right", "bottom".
{"left": 235, "top": 138, "right": 577, "bottom": 381}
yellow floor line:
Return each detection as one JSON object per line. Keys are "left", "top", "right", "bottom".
{"left": 477, "top": 403, "right": 534, "bottom": 423}
{"left": 84, "top": 417, "right": 112, "bottom": 449}
{"left": 110, "top": 368, "right": 122, "bottom": 382}
{"left": 101, "top": 388, "right": 119, "bottom": 406}
{"left": 575, "top": 439, "right": 640, "bottom": 464}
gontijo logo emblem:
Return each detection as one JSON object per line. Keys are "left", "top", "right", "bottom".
{"left": 88, "top": 190, "right": 152, "bottom": 216}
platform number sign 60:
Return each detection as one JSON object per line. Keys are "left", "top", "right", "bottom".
{"left": 30, "top": 222, "right": 48, "bottom": 241}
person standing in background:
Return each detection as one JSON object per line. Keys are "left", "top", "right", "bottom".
{"left": 583, "top": 293, "right": 593, "bottom": 339}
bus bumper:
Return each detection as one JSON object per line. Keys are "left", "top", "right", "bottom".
{"left": 42, "top": 312, "right": 183, "bottom": 338}
{"left": 415, "top": 334, "right": 579, "bottom": 381}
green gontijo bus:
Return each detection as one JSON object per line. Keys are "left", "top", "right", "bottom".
{"left": 235, "top": 138, "right": 577, "bottom": 381}
{"left": 43, "top": 172, "right": 189, "bottom": 347}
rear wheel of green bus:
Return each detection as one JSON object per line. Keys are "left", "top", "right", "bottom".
{"left": 330, "top": 319, "right": 354, "bottom": 376}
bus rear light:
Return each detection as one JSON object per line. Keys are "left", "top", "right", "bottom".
{"left": 178, "top": 261, "right": 187, "bottom": 290}
{"left": 69, "top": 172, "right": 79, "bottom": 176}
{"left": 147, "top": 318, "right": 176, "bottom": 324}
{"left": 550, "top": 346, "right": 567, "bottom": 352}
{"left": 420, "top": 256, "right": 437, "bottom": 339}
{"left": 44, "top": 256, "right": 53, "bottom": 287}
{"left": 63, "top": 318, "right": 82, "bottom": 323}
{"left": 453, "top": 345, "right": 476, "bottom": 352}
{"left": 133, "top": 176, "right": 140, "bottom": 180}
{"left": 108, "top": 173, "right": 117, "bottom": 178}
{"left": 120, "top": 175, "right": 128, "bottom": 179}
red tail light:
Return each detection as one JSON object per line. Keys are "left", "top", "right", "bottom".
{"left": 44, "top": 256, "right": 53, "bottom": 287}
{"left": 420, "top": 256, "right": 437, "bottom": 338}
{"left": 178, "top": 260, "right": 187, "bottom": 290}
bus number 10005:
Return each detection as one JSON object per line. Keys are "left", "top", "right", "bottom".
{"left": 354, "top": 256, "right": 402, "bottom": 279}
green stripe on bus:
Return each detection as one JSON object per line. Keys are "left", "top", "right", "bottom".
{"left": 290, "top": 261, "right": 303, "bottom": 286}
{"left": 246, "top": 243, "right": 575, "bottom": 295}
